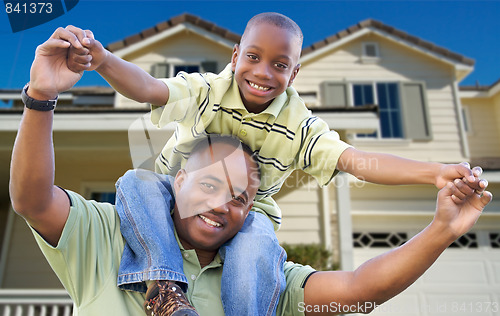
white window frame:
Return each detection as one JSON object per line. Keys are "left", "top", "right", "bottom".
{"left": 169, "top": 63, "right": 201, "bottom": 77}
{"left": 361, "top": 42, "right": 380, "bottom": 64}
{"left": 461, "top": 105, "right": 473, "bottom": 136}
{"left": 347, "top": 81, "right": 404, "bottom": 141}
{"left": 81, "top": 182, "right": 116, "bottom": 201}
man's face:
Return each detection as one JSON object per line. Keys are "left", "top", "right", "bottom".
{"left": 173, "top": 143, "right": 259, "bottom": 251}
{"left": 231, "top": 22, "right": 301, "bottom": 113}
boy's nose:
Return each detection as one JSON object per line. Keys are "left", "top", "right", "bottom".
{"left": 253, "top": 63, "right": 271, "bottom": 80}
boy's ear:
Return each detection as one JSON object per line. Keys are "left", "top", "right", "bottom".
{"left": 231, "top": 44, "right": 240, "bottom": 72}
{"left": 287, "top": 64, "right": 301, "bottom": 87}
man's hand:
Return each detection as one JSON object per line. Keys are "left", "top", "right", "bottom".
{"left": 433, "top": 177, "right": 491, "bottom": 241}
{"left": 65, "top": 25, "right": 108, "bottom": 73}
{"left": 435, "top": 162, "right": 482, "bottom": 190}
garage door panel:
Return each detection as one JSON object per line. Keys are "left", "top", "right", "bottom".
{"left": 352, "top": 229, "right": 500, "bottom": 315}
{"left": 422, "top": 260, "right": 489, "bottom": 284}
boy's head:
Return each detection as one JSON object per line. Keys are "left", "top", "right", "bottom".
{"left": 172, "top": 135, "right": 260, "bottom": 251}
{"left": 231, "top": 12, "right": 303, "bottom": 113}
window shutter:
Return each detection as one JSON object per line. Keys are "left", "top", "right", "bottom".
{"left": 151, "top": 63, "right": 170, "bottom": 78}
{"left": 320, "top": 81, "right": 349, "bottom": 108}
{"left": 201, "top": 61, "right": 218, "bottom": 73}
{"left": 400, "top": 82, "right": 432, "bottom": 141}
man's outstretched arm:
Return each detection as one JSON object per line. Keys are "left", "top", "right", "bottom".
{"left": 303, "top": 178, "right": 491, "bottom": 316}
{"left": 9, "top": 28, "right": 82, "bottom": 246}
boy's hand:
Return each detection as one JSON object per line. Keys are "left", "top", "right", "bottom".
{"left": 65, "top": 25, "right": 108, "bottom": 73}
{"left": 432, "top": 177, "right": 491, "bottom": 241}
{"left": 435, "top": 162, "right": 482, "bottom": 190}
{"left": 29, "top": 27, "right": 86, "bottom": 99}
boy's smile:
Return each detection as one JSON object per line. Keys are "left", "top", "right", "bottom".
{"left": 231, "top": 22, "right": 301, "bottom": 113}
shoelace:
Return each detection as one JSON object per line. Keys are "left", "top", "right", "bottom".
{"left": 144, "top": 281, "right": 197, "bottom": 316}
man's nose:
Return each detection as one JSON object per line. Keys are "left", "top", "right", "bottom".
{"left": 207, "top": 194, "right": 230, "bottom": 214}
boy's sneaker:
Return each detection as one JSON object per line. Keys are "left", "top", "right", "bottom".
{"left": 144, "top": 280, "right": 199, "bottom": 316}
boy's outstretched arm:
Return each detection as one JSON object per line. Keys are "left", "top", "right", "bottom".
{"left": 337, "top": 147, "right": 481, "bottom": 189}
{"left": 65, "top": 25, "right": 169, "bottom": 106}
{"left": 302, "top": 178, "right": 492, "bottom": 315}
{"left": 9, "top": 28, "right": 81, "bottom": 246}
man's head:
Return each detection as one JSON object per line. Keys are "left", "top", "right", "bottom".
{"left": 231, "top": 12, "right": 303, "bottom": 113}
{"left": 172, "top": 135, "right": 260, "bottom": 252}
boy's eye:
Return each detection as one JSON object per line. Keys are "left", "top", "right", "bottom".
{"left": 247, "top": 54, "right": 258, "bottom": 61}
{"left": 275, "top": 63, "right": 288, "bottom": 69}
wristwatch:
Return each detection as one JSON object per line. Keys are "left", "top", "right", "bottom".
{"left": 21, "top": 83, "right": 58, "bottom": 111}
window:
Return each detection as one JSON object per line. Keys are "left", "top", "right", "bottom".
{"left": 151, "top": 61, "right": 218, "bottom": 78}
{"left": 90, "top": 192, "right": 116, "bottom": 204}
{"left": 319, "top": 80, "right": 432, "bottom": 141}
{"left": 353, "top": 232, "right": 408, "bottom": 248}
{"left": 353, "top": 83, "right": 403, "bottom": 138}
{"left": 362, "top": 42, "right": 379, "bottom": 58}
{"left": 361, "top": 42, "right": 380, "bottom": 64}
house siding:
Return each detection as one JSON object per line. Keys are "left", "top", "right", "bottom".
{"left": 275, "top": 171, "right": 322, "bottom": 245}
{"left": 294, "top": 33, "right": 466, "bottom": 163}
{"left": 463, "top": 96, "right": 500, "bottom": 158}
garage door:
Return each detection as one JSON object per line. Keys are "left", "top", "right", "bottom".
{"left": 352, "top": 231, "right": 500, "bottom": 316}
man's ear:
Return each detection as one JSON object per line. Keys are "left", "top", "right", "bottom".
{"left": 287, "top": 63, "right": 301, "bottom": 87}
{"left": 231, "top": 44, "right": 240, "bottom": 72}
{"left": 174, "top": 169, "right": 187, "bottom": 193}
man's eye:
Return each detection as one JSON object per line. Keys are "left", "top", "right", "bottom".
{"left": 247, "top": 54, "right": 258, "bottom": 61}
{"left": 201, "top": 183, "right": 215, "bottom": 191}
{"left": 275, "top": 63, "right": 287, "bottom": 69}
{"left": 232, "top": 195, "right": 245, "bottom": 205}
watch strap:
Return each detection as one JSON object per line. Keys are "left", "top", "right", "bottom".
{"left": 21, "top": 83, "right": 57, "bottom": 111}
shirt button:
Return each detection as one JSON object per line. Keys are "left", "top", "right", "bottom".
{"left": 191, "top": 275, "right": 196, "bottom": 280}
{"left": 183, "top": 253, "right": 189, "bottom": 258}
{"left": 244, "top": 118, "right": 251, "bottom": 122}
{"left": 240, "top": 130, "right": 247, "bottom": 136}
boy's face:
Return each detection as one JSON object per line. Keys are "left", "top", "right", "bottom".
{"left": 172, "top": 143, "right": 259, "bottom": 252}
{"left": 231, "top": 22, "right": 301, "bottom": 113}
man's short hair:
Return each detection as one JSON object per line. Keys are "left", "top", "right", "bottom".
{"left": 242, "top": 12, "right": 303, "bottom": 48}
{"left": 189, "top": 134, "right": 261, "bottom": 180}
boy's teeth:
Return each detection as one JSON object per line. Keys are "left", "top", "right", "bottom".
{"left": 199, "top": 215, "right": 222, "bottom": 227}
{"left": 249, "top": 82, "right": 270, "bottom": 91}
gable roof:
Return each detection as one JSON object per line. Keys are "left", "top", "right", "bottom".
{"left": 106, "top": 14, "right": 474, "bottom": 76}
{"left": 106, "top": 13, "right": 241, "bottom": 52}
{"left": 300, "top": 19, "right": 474, "bottom": 66}
{"left": 459, "top": 78, "right": 500, "bottom": 98}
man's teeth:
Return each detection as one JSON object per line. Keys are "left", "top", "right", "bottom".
{"left": 249, "top": 82, "right": 270, "bottom": 91}
{"left": 199, "top": 215, "right": 222, "bottom": 227}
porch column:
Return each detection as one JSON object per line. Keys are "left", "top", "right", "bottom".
{"left": 334, "top": 172, "right": 354, "bottom": 270}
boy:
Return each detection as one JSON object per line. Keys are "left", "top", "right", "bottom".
{"left": 66, "top": 12, "right": 481, "bottom": 315}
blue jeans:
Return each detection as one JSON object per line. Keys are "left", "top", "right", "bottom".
{"left": 115, "top": 169, "right": 286, "bottom": 316}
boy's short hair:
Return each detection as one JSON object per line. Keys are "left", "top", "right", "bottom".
{"left": 242, "top": 12, "right": 303, "bottom": 47}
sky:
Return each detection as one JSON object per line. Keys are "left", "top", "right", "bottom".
{"left": 1, "top": 0, "right": 499, "bottom": 91}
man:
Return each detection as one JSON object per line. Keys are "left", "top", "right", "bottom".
{"left": 10, "top": 27, "right": 492, "bottom": 316}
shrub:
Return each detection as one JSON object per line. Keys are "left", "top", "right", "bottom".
{"left": 281, "top": 243, "right": 338, "bottom": 271}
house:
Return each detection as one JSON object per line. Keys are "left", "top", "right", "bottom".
{"left": 0, "top": 13, "right": 498, "bottom": 315}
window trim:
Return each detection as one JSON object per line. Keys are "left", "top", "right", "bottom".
{"left": 361, "top": 42, "right": 380, "bottom": 63}
{"left": 151, "top": 60, "right": 218, "bottom": 78}
{"left": 81, "top": 182, "right": 116, "bottom": 201}
{"left": 349, "top": 81, "right": 404, "bottom": 140}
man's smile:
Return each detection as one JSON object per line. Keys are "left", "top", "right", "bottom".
{"left": 198, "top": 214, "right": 223, "bottom": 228}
